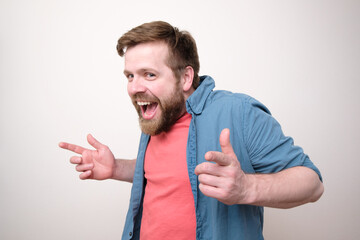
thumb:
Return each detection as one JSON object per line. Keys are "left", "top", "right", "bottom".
{"left": 87, "top": 134, "right": 103, "bottom": 150}
{"left": 219, "top": 128, "right": 235, "bottom": 156}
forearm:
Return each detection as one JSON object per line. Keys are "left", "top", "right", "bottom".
{"left": 245, "top": 166, "right": 324, "bottom": 209}
{"left": 111, "top": 158, "right": 137, "bottom": 183}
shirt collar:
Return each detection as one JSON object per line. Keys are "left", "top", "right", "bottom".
{"left": 186, "top": 75, "right": 215, "bottom": 115}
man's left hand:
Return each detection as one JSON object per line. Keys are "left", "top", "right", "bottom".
{"left": 194, "top": 128, "right": 253, "bottom": 205}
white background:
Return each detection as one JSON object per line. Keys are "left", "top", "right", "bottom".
{"left": 1, "top": 0, "right": 359, "bottom": 239}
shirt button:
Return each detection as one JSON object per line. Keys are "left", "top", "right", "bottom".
{"left": 129, "top": 232, "right": 132, "bottom": 237}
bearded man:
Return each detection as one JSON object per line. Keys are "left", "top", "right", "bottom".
{"left": 59, "top": 21, "right": 324, "bottom": 240}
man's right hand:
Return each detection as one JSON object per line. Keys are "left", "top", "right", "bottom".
{"left": 59, "top": 134, "right": 115, "bottom": 180}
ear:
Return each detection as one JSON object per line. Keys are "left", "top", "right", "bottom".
{"left": 181, "top": 66, "right": 194, "bottom": 92}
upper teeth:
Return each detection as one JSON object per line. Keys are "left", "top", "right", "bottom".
{"left": 137, "top": 102, "right": 151, "bottom": 106}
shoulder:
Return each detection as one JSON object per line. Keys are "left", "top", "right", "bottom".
{"left": 207, "top": 90, "right": 249, "bottom": 105}
{"left": 206, "top": 90, "right": 271, "bottom": 115}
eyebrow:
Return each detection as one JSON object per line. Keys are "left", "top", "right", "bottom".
{"left": 123, "top": 70, "right": 131, "bottom": 76}
{"left": 124, "top": 68, "right": 158, "bottom": 75}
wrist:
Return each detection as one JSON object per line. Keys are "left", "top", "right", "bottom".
{"left": 241, "top": 174, "right": 262, "bottom": 206}
{"left": 109, "top": 159, "right": 120, "bottom": 180}
{"left": 111, "top": 158, "right": 136, "bottom": 183}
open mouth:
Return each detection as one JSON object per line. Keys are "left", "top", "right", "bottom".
{"left": 137, "top": 101, "right": 159, "bottom": 120}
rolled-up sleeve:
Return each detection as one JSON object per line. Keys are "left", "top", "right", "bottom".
{"left": 243, "top": 97, "right": 322, "bottom": 181}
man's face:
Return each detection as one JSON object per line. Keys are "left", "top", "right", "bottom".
{"left": 124, "top": 41, "right": 186, "bottom": 135}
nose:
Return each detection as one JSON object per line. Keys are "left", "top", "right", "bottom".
{"left": 127, "top": 76, "right": 146, "bottom": 96}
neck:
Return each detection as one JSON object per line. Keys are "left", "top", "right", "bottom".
{"left": 184, "top": 87, "right": 195, "bottom": 101}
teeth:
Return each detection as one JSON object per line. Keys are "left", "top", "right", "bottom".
{"left": 137, "top": 101, "right": 151, "bottom": 106}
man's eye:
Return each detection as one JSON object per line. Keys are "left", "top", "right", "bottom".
{"left": 127, "top": 74, "right": 134, "bottom": 81}
{"left": 146, "top": 73, "right": 156, "bottom": 78}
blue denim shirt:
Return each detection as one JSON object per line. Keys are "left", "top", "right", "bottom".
{"left": 121, "top": 76, "right": 322, "bottom": 240}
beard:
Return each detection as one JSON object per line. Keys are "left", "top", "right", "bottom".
{"left": 131, "top": 83, "right": 186, "bottom": 136}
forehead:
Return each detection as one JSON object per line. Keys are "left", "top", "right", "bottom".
{"left": 124, "top": 41, "right": 170, "bottom": 70}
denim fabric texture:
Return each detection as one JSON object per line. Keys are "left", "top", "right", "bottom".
{"left": 121, "top": 76, "right": 322, "bottom": 240}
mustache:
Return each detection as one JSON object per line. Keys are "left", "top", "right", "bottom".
{"left": 132, "top": 93, "right": 159, "bottom": 102}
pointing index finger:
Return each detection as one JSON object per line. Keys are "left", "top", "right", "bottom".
{"left": 205, "top": 151, "right": 232, "bottom": 166}
{"left": 58, "top": 142, "right": 86, "bottom": 154}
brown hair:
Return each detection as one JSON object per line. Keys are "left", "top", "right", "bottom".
{"left": 116, "top": 21, "right": 200, "bottom": 89}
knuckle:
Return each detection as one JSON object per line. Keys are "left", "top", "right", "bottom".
{"left": 201, "top": 163, "right": 209, "bottom": 172}
{"left": 82, "top": 151, "right": 90, "bottom": 157}
{"left": 219, "top": 189, "right": 229, "bottom": 200}
{"left": 203, "top": 163, "right": 213, "bottom": 172}
{"left": 224, "top": 178, "right": 236, "bottom": 190}
{"left": 224, "top": 182, "right": 232, "bottom": 191}
{"left": 198, "top": 174, "right": 207, "bottom": 183}
{"left": 227, "top": 169, "right": 237, "bottom": 178}
{"left": 70, "top": 156, "right": 80, "bottom": 164}
{"left": 197, "top": 163, "right": 208, "bottom": 173}
{"left": 75, "top": 165, "right": 81, "bottom": 171}
{"left": 198, "top": 183, "right": 206, "bottom": 193}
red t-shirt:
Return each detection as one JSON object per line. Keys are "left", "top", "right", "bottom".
{"left": 140, "top": 112, "right": 196, "bottom": 240}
